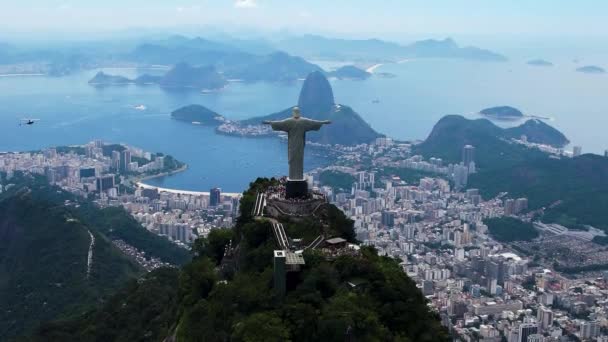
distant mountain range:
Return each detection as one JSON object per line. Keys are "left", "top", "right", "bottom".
{"left": 275, "top": 35, "right": 507, "bottom": 62}
{"left": 129, "top": 36, "right": 321, "bottom": 83}
{"left": 222, "top": 51, "right": 322, "bottom": 82}
{"left": 2, "top": 34, "right": 508, "bottom": 80}
{"left": 88, "top": 63, "right": 227, "bottom": 90}
{"left": 242, "top": 71, "right": 382, "bottom": 145}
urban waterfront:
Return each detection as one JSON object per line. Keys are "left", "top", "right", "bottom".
{"left": 1, "top": 57, "right": 608, "bottom": 193}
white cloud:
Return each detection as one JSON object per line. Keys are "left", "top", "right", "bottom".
{"left": 234, "top": 0, "right": 257, "bottom": 9}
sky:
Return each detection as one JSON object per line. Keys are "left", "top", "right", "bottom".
{"left": 1, "top": 0, "right": 607, "bottom": 40}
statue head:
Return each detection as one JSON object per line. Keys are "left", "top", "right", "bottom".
{"left": 292, "top": 106, "right": 301, "bottom": 119}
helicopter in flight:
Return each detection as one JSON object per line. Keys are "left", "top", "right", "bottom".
{"left": 19, "top": 118, "right": 40, "bottom": 126}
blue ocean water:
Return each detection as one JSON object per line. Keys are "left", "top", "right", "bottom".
{"left": 0, "top": 57, "right": 606, "bottom": 192}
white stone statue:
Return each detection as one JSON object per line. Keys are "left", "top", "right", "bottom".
{"left": 263, "top": 107, "right": 331, "bottom": 180}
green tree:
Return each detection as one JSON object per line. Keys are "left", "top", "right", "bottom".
{"left": 192, "top": 228, "right": 234, "bottom": 264}
{"left": 232, "top": 312, "right": 291, "bottom": 342}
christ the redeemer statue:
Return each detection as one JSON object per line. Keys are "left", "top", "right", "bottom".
{"left": 263, "top": 107, "right": 331, "bottom": 188}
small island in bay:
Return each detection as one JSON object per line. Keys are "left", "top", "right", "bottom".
{"left": 576, "top": 65, "right": 606, "bottom": 74}
{"left": 527, "top": 59, "right": 553, "bottom": 67}
{"left": 171, "top": 104, "right": 225, "bottom": 125}
{"left": 479, "top": 106, "right": 524, "bottom": 120}
{"left": 88, "top": 71, "right": 132, "bottom": 86}
{"left": 326, "top": 65, "right": 371, "bottom": 80}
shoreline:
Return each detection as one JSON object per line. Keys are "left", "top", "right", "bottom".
{"left": 366, "top": 63, "right": 384, "bottom": 73}
{"left": 0, "top": 73, "right": 45, "bottom": 77}
{"left": 135, "top": 181, "right": 242, "bottom": 198}
{"left": 137, "top": 164, "right": 189, "bottom": 182}
{"left": 135, "top": 164, "right": 242, "bottom": 198}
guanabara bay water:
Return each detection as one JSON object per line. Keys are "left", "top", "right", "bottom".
{"left": 1, "top": 56, "right": 607, "bottom": 192}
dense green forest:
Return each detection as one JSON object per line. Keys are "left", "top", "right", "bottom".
{"left": 32, "top": 178, "right": 449, "bottom": 341}
{"left": 484, "top": 217, "right": 539, "bottom": 242}
{"left": 76, "top": 205, "right": 191, "bottom": 265}
{"left": 318, "top": 170, "right": 355, "bottom": 191}
{"left": 417, "top": 116, "right": 608, "bottom": 233}
{"left": 0, "top": 173, "right": 190, "bottom": 340}
{"left": 471, "top": 154, "right": 608, "bottom": 231}
{"left": 33, "top": 268, "right": 180, "bottom": 342}
{"left": 0, "top": 176, "right": 141, "bottom": 339}
{"left": 414, "top": 115, "right": 549, "bottom": 170}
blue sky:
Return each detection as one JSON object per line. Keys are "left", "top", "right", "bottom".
{"left": 1, "top": 0, "right": 607, "bottom": 39}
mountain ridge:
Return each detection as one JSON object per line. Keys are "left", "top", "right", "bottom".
{"left": 414, "top": 115, "right": 567, "bottom": 170}
{"left": 276, "top": 35, "right": 507, "bottom": 62}
{"left": 0, "top": 176, "right": 142, "bottom": 339}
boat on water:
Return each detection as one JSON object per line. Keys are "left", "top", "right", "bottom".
{"left": 134, "top": 104, "right": 146, "bottom": 111}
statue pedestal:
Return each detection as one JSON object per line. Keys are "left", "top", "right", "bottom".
{"left": 286, "top": 179, "right": 308, "bottom": 199}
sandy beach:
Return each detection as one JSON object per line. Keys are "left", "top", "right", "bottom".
{"left": 136, "top": 181, "right": 242, "bottom": 198}
{"left": 366, "top": 63, "right": 384, "bottom": 73}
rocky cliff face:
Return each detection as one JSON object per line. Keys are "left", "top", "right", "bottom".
{"left": 297, "top": 71, "right": 335, "bottom": 118}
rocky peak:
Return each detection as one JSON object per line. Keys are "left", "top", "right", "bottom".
{"left": 297, "top": 71, "right": 335, "bottom": 118}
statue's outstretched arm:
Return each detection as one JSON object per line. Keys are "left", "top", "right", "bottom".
{"left": 305, "top": 119, "right": 331, "bottom": 125}
{"left": 263, "top": 119, "right": 291, "bottom": 132}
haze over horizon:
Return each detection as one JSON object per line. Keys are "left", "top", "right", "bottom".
{"left": 2, "top": 0, "right": 608, "bottom": 42}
